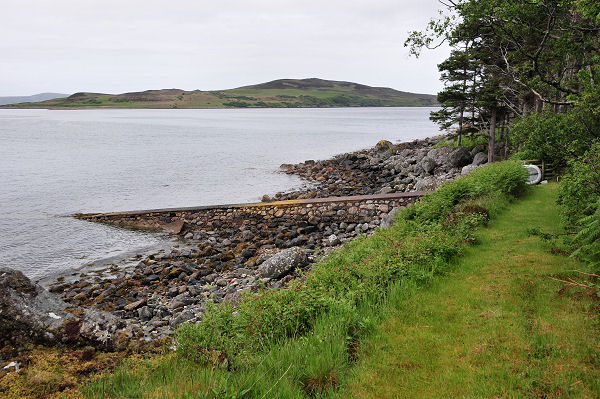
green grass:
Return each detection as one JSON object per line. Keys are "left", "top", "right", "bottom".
{"left": 334, "top": 184, "right": 600, "bottom": 398}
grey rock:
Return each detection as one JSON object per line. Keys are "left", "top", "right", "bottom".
{"left": 327, "top": 234, "right": 341, "bottom": 246}
{"left": 427, "top": 146, "right": 454, "bottom": 165}
{"left": 0, "top": 267, "right": 124, "bottom": 349}
{"left": 472, "top": 152, "right": 488, "bottom": 166}
{"left": 470, "top": 145, "right": 485, "bottom": 157}
{"left": 461, "top": 164, "right": 479, "bottom": 175}
{"left": 448, "top": 147, "right": 472, "bottom": 168}
{"left": 421, "top": 156, "right": 437, "bottom": 173}
{"left": 257, "top": 247, "right": 304, "bottom": 279}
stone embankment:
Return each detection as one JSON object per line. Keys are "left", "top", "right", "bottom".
{"left": 61, "top": 192, "right": 422, "bottom": 340}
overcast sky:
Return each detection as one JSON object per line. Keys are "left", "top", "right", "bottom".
{"left": 0, "top": 0, "right": 450, "bottom": 96}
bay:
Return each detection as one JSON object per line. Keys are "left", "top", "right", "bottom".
{"left": 0, "top": 107, "right": 440, "bottom": 280}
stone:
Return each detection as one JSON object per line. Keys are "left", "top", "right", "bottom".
{"left": 380, "top": 186, "right": 394, "bottom": 194}
{"left": 375, "top": 140, "right": 393, "bottom": 152}
{"left": 461, "top": 164, "right": 478, "bottom": 175}
{"left": 257, "top": 247, "right": 304, "bottom": 279}
{"left": 327, "top": 234, "right": 341, "bottom": 246}
{"left": 124, "top": 298, "right": 146, "bottom": 311}
{"left": 0, "top": 267, "right": 125, "bottom": 349}
{"left": 470, "top": 144, "right": 485, "bottom": 157}
{"left": 472, "top": 152, "right": 488, "bottom": 166}
{"left": 420, "top": 156, "right": 436, "bottom": 174}
{"left": 261, "top": 194, "right": 271, "bottom": 202}
{"left": 163, "top": 219, "right": 184, "bottom": 234}
{"left": 427, "top": 146, "right": 454, "bottom": 165}
{"left": 448, "top": 147, "right": 472, "bottom": 168}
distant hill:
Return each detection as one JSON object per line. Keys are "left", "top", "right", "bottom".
{"left": 0, "top": 79, "right": 438, "bottom": 109}
{"left": 0, "top": 93, "right": 70, "bottom": 106}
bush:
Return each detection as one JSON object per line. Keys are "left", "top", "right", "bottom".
{"left": 571, "top": 201, "right": 600, "bottom": 268}
{"left": 557, "top": 142, "right": 600, "bottom": 224}
{"left": 175, "top": 162, "right": 529, "bottom": 365}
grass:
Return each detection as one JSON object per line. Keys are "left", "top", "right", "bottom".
{"left": 334, "top": 184, "right": 600, "bottom": 398}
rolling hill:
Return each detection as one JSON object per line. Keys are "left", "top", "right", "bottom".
{"left": 0, "top": 78, "right": 438, "bottom": 109}
{"left": 0, "top": 93, "right": 70, "bottom": 106}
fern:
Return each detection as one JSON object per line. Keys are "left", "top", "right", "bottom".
{"left": 571, "top": 200, "right": 600, "bottom": 267}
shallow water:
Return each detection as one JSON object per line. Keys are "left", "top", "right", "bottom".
{"left": 0, "top": 107, "right": 440, "bottom": 280}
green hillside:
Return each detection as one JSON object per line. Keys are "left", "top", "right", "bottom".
{"left": 0, "top": 78, "right": 438, "bottom": 109}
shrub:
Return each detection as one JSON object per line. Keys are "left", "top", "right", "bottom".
{"left": 557, "top": 141, "right": 600, "bottom": 224}
{"left": 571, "top": 201, "right": 600, "bottom": 268}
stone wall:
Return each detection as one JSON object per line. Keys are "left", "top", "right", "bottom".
{"left": 77, "top": 192, "right": 425, "bottom": 243}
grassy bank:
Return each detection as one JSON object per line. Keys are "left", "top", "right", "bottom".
{"left": 336, "top": 184, "right": 600, "bottom": 398}
{"left": 78, "top": 162, "right": 534, "bottom": 398}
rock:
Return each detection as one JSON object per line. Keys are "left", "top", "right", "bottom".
{"left": 380, "top": 186, "right": 394, "bottom": 194}
{"left": 163, "top": 220, "right": 184, "bottom": 234}
{"left": 421, "top": 156, "right": 436, "bottom": 174}
{"left": 257, "top": 247, "right": 304, "bottom": 279}
{"left": 0, "top": 267, "right": 124, "bottom": 349}
{"left": 461, "top": 164, "right": 479, "bottom": 175}
{"left": 327, "top": 234, "right": 341, "bottom": 246}
{"left": 414, "top": 176, "right": 439, "bottom": 191}
{"left": 380, "top": 207, "right": 401, "bottom": 228}
{"left": 124, "top": 298, "right": 146, "bottom": 311}
{"left": 427, "top": 146, "right": 454, "bottom": 165}
{"left": 448, "top": 147, "right": 472, "bottom": 168}
{"left": 472, "top": 152, "right": 488, "bottom": 166}
{"left": 375, "top": 140, "right": 393, "bottom": 152}
{"left": 261, "top": 194, "right": 271, "bottom": 202}
{"left": 470, "top": 144, "right": 485, "bottom": 157}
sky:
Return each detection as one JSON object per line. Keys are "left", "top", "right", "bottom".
{"left": 0, "top": 0, "right": 450, "bottom": 96}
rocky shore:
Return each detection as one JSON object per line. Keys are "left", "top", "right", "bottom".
{"left": 1, "top": 134, "right": 492, "bottom": 355}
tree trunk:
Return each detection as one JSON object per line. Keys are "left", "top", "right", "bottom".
{"left": 504, "top": 125, "right": 510, "bottom": 160}
{"left": 488, "top": 108, "right": 497, "bottom": 164}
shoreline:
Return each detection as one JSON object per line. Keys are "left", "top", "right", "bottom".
{"left": 45, "top": 132, "right": 486, "bottom": 337}
{"left": 2, "top": 131, "right": 494, "bottom": 355}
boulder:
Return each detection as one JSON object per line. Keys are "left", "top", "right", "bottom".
{"left": 461, "top": 164, "right": 479, "bottom": 175}
{"left": 257, "top": 247, "right": 305, "bottom": 279}
{"left": 414, "top": 175, "right": 440, "bottom": 191}
{"left": 448, "top": 147, "right": 473, "bottom": 168}
{"left": 375, "top": 140, "right": 393, "bottom": 153}
{"left": 427, "top": 146, "right": 454, "bottom": 166}
{"left": 0, "top": 267, "right": 125, "bottom": 349}
{"left": 327, "top": 234, "right": 341, "bottom": 246}
{"left": 470, "top": 145, "right": 485, "bottom": 157}
{"left": 380, "top": 207, "right": 401, "bottom": 228}
{"left": 472, "top": 152, "right": 488, "bottom": 166}
{"left": 420, "top": 156, "right": 437, "bottom": 174}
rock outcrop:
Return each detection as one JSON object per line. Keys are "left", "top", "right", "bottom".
{"left": 0, "top": 267, "right": 126, "bottom": 349}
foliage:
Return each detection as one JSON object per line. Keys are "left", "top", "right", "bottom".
{"left": 510, "top": 111, "right": 594, "bottom": 166}
{"left": 406, "top": 0, "right": 600, "bottom": 160}
{"left": 571, "top": 201, "right": 600, "bottom": 268}
{"left": 557, "top": 142, "right": 600, "bottom": 224}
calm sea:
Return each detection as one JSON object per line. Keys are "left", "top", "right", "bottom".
{"left": 0, "top": 107, "right": 440, "bottom": 280}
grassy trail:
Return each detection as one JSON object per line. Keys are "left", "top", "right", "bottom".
{"left": 335, "top": 184, "right": 600, "bottom": 398}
